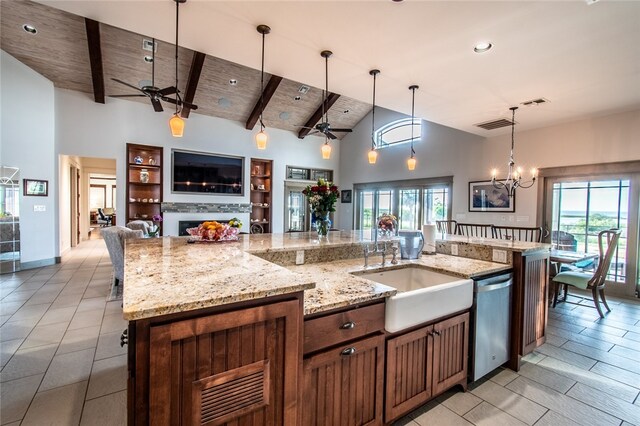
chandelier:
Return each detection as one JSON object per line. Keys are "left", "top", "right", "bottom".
{"left": 491, "top": 106, "right": 537, "bottom": 197}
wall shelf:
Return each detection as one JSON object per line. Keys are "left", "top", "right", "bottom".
{"left": 126, "top": 143, "right": 163, "bottom": 230}
{"left": 250, "top": 158, "right": 272, "bottom": 233}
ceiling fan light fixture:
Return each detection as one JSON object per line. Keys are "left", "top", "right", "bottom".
{"left": 321, "top": 141, "right": 332, "bottom": 160}
{"left": 169, "top": 113, "right": 184, "bottom": 137}
{"left": 474, "top": 42, "right": 493, "bottom": 53}
{"left": 255, "top": 130, "right": 268, "bottom": 150}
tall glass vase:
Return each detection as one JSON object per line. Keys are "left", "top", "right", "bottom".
{"left": 315, "top": 212, "right": 331, "bottom": 238}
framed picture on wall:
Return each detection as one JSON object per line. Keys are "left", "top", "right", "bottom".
{"left": 341, "top": 189, "right": 352, "bottom": 204}
{"left": 23, "top": 179, "right": 48, "bottom": 196}
{"left": 468, "top": 180, "right": 515, "bottom": 212}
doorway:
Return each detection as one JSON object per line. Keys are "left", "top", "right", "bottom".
{"left": 0, "top": 166, "right": 20, "bottom": 273}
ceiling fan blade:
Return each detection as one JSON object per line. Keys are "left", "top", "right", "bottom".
{"left": 329, "top": 128, "right": 353, "bottom": 133}
{"left": 158, "top": 86, "right": 177, "bottom": 96}
{"left": 161, "top": 96, "right": 198, "bottom": 111}
{"left": 150, "top": 97, "right": 164, "bottom": 112}
{"left": 111, "top": 78, "right": 144, "bottom": 93}
{"left": 110, "top": 94, "right": 147, "bottom": 98}
{"left": 326, "top": 132, "right": 338, "bottom": 140}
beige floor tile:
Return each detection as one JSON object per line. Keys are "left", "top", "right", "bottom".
{"left": 566, "top": 381, "right": 640, "bottom": 424}
{"left": 57, "top": 325, "right": 101, "bottom": 355}
{"left": 533, "top": 410, "right": 580, "bottom": 426}
{"left": 21, "top": 381, "right": 87, "bottom": 426}
{"left": 488, "top": 367, "right": 519, "bottom": 387}
{"left": 413, "top": 404, "right": 473, "bottom": 426}
{"left": 38, "top": 306, "right": 77, "bottom": 326}
{"left": 80, "top": 390, "right": 126, "bottom": 426}
{"left": 0, "top": 338, "right": 24, "bottom": 367}
{"left": 562, "top": 340, "right": 640, "bottom": 375}
{"left": 0, "top": 320, "right": 36, "bottom": 342}
{"left": 0, "top": 373, "right": 44, "bottom": 424}
{"left": 0, "top": 314, "right": 11, "bottom": 326}
{"left": 1, "top": 290, "right": 37, "bottom": 304}
{"left": 76, "top": 297, "right": 105, "bottom": 314}
{"left": 438, "top": 390, "right": 482, "bottom": 416}
{"left": 82, "top": 287, "right": 108, "bottom": 299}
{"left": 506, "top": 376, "right": 619, "bottom": 425}
{"left": 40, "top": 348, "right": 95, "bottom": 392}
{"left": 517, "top": 361, "right": 576, "bottom": 393}
{"left": 104, "top": 301, "right": 122, "bottom": 316}
{"left": 535, "top": 343, "right": 596, "bottom": 370}
{"left": 520, "top": 351, "right": 546, "bottom": 365}
{"left": 545, "top": 333, "right": 569, "bottom": 347}
{"left": 0, "top": 343, "right": 58, "bottom": 383}
{"left": 50, "top": 294, "right": 83, "bottom": 309}
{"left": 470, "top": 379, "right": 547, "bottom": 425}
{"left": 8, "top": 303, "right": 51, "bottom": 323}
{"left": 463, "top": 401, "right": 527, "bottom": 426}
{"left": 94, "top": 330, "right": 127, "bottom": 361}
{"left": 86, "top": 354, "right": 127, "bottom": 400}
{"left": 20, "top": 322, "right": 68, "bottom": 350}
{"left": 100, "top": 313, "right": 128, "bottom": 335}
{"left": 0, "top": 301, "right": 25, "bottom": 317}
{"left": 68, "top": 309, "right": 104, "bottom": 331}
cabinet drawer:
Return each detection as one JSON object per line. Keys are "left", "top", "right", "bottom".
{"left": 304, "top": 302, "right": 385, "bottom": 354}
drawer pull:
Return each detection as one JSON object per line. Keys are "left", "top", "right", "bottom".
{"left": 341, "top": 347, "right": 357, "bottom": 356}
{"left": 340, "top": 321, "right": 356, "bottom": 330}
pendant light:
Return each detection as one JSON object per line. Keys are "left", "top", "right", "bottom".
{"left": 321, "top": 138, "right": 332, "bottom": 159}
{"left": 491, "top": 107, "right": 537, "bottom": 197}
{"left": 169, "top": 0, "right": 186, "bottom": 137}
{"left": 407, "top": 85, "right": 419, "bottom": 171}
{"left": 255, "top": 25, "right": 271, "bottom": 150}
{"left": 368, "top": 69, "right": 380, "bottom": 164}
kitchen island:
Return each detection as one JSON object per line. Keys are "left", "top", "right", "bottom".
{"left": 123, "top": 231, "right": 545, "bottom": 425}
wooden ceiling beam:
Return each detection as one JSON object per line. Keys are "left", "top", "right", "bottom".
{"left": 245, "top": 75, "right": 283, "bottom": 130}
{"left": 180, "top": 51, "right": 206, "bottom": 118}
{"left": 298, "top": 93, "right": 340, "bottom": 139}
{"left": 84, "top": 18, "right": 105, "bottom": 104}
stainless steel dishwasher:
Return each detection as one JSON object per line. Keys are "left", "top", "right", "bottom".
{"left": 471, "top": 272, "right": 513, "bottom": 381}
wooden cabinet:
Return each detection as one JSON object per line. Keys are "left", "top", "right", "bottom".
{"left": 126, "top": 143, "right": 163, "bottom": 227}
{"left": 302, "top": 302, "right": 385, "bottom": 426}
{"left": 128, "top": 293, "right": 303, "bottom": 425}
{"left": 385, "top": 312, "right": 469, "bottom": 424}
{"left": 250, "top": 159, "right": 272, "bottom": 234}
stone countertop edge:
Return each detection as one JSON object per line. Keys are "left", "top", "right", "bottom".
{"left": 436, "top": 234, "right": 552, "bottom": 254}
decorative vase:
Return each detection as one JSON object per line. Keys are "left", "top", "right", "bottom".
{"left": 140, "top": 169, "right": 150, "bottom": 184}
{"left": 377, "top": 215, "right": 398, "bottom": 239}
{"left": 315, "top": 213, "right": 331, "bottom": 238}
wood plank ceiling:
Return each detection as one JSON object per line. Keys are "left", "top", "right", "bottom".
{"left": 0, "top": 0, "right": 371, "bottom": 140}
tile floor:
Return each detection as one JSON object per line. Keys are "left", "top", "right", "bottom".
{"left": 1, "top": 237, "right": 640, "bottom": 425}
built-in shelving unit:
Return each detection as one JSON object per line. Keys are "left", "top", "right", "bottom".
{"left": 126, "top": 143, "right": 163, "bottom": 226}
{"left": 250, "top": 158, "right": 272, "bottom": 233}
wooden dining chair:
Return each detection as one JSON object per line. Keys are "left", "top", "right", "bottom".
{"left": 435, "top": 220, "right": 457, "bottom": 234}
{"left": 491, "top": 225, "right": 546, "bottom": 243}
{"left": 456, "top": 223, "right": 492, "bottom": 238}
{"left": 552, "top": 228, "right": 622, "bottom": 318}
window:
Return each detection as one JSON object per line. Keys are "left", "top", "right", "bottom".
{"left": 374, "top": 118, "right": 421, "bottom": 149}
{"left": 354, "top": 177, "right": 452, "bottom": 232}
{"left": 90, "top": 185, "right": 106, "bottom": 210}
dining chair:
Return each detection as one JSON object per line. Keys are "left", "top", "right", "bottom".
{"left": 551, "top": 228, "right": 622, "bottom": 318}
{"left": 435, "top": 220, "right": 457, "bottom": 234}
{"left": 126, "top": 220, "right": 152, "bottom": 235}
{"left": 492, "top": 225, "right": 546, "bottom": 243}
{"left": 456, "top": 223, "right": 492, "bottom": 238}
{"left": 102, "top": 226, "right": 144, "bottom": 296}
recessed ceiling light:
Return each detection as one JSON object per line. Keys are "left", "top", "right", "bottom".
{"left": 279, "top": 112, "right": 290, "bottom": 120}
{"left": 229, "top": 79, "right": 238, "bottom": 86}
{"left": 143, "top": 56, "right": 153, "bottom": 63}
{"left": 218, "top": 97, "right": 232, "bottom": 108}
{"left": 22, "top": 24, "right": 37, "bottom": 34}
{"left": 474, "top": 42, "right": 493, "bottom": 53}
{"left": 294, "top": 96, "right": 301, "bottom": 101}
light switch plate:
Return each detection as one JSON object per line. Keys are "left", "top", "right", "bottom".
{"left": 295, "top": 250, "right": 305, "bottom": 265}
{"left": 493, "top": 249, "right": 508, "bottom": 263}
{"left": 33, "top": 205, "right": 46, "bottom": 212}
{"left": 451, "top": 244, "right": 458, "bottom": 256}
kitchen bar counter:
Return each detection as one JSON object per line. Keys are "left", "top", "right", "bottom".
{"left": 437, "top": 234, "right": 551, "bottom": 254}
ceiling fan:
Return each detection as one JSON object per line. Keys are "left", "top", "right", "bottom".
{"left": 299, "top": 50, "right": 353, "bottom": 140}
{"left": 110, "top": 36, "right": 197, "bottom": 113}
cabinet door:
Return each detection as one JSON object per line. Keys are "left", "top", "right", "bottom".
{"left": 432, "top": 312, "right": 469, "bottom": 396}
{"left": 520, "top": 253, "right": 549, "bottom": 355}
{"left": 148, "top": 299, "right": 301, "bottom": 425}
{"left": 303, "top": 334, "right": 385, "bottom": 426}
{"left": 385, "top": 326, "right": 433, "bottom": 423}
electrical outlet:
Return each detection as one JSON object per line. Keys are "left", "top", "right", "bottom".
{"left": 451, "top": 244, "right": 458, "bottom": 256}
{"left": 295, "top": 250, "right": 305, "bottom": 265}
{"left": 33, "top": 205, "right": 46, "bottom": 212}
{"left": 492, "top": 249, "right": 508, "bottom": 263}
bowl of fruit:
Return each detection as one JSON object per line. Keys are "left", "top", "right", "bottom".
{"left": 186, "top": 219, "right": 241, "bottom": 242}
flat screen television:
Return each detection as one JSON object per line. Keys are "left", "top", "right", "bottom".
{"left": 172, "top": 150, "right": 244, "bottom": 195}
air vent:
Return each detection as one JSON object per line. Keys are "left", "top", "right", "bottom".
{"left": 475, "top": 118, "right": 515, "bottom": 131}
{"left": 298, "top": 85, "right": 310, "bottom": 94}
{"left": 142, "top": 39, "right": 157, "bottom": 52}
{"left": 521, "top": 98, "right": 549, "bottom": 107}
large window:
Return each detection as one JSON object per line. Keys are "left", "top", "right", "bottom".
{"left": 354, "top": 177, "right": 452, "bottom": 232}
{"left": 374, "top": 118, "right": 421, "bottom": 149}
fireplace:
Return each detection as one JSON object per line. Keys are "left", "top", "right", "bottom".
{"left": 178, "top": 220, "right": 229, "bottom": 236}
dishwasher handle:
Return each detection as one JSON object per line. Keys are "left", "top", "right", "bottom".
{"left": 476, "top": 278, "right": 512, "bottom": 293}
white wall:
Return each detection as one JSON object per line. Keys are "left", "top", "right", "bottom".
{"left": 337, "top": 107, "right": 486, "bottom": 229}
{"left": 1, "top": 51, "right": 57, "bottom": 265}
{"left": 54, "top": 89, "right": 340, "bottom": 235}
{"left": 482, "top": 109, "right": 640, "bottom": 227}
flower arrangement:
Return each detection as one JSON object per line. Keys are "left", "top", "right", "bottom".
{"left": 303, "top": 179, "right": 339, "bottom": 237}
{"left": 377, "top": 214, "right": 397, "bottom": 238}
{"left": 148, "top": 214, "right": 163, "bottom": 237}
{"left": 186, "top": 220, "right": 239, "bottom": 242}
{"left": 228, "top": 217, "right": 243, "bottom": 229}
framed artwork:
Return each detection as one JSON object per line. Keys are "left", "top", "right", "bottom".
{"left": 23, "top": 179, "right": 48, "bottom": 196}
{"left": 469, "top": 180, "right": 515, "bottom": 212}
{"left": 341, "top": 189, "right": 352, "bottom": 204}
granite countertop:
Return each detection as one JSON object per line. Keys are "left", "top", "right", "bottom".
{"left": 438, "top": 234, "right": 551, "bottom": 253}
{"left": 122, "top": 237, "right": 316, "bottom": 320}
{"left": 239, "top": 230, "right": 385, "bottom": 253}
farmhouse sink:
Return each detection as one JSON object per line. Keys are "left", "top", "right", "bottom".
{"left": 357, "top": 267, "right": 473, "bottom": 333}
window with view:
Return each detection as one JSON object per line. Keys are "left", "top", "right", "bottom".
{"left": 374, "top": 118, "right": 421, "bottom": 149}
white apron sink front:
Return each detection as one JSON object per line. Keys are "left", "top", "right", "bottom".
{"left": 357, "top": 267, "right": 473, "bottom": 333}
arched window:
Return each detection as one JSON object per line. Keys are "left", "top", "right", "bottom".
{"left": 374, "top": 118, "right": 421, "bottom": 149}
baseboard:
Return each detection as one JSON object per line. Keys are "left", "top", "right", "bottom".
{"left": 20, "top": 257, "right": 61, "bottom": 270}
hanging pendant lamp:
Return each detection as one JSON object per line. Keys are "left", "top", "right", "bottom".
{"left": 491, "top": 107, "right": 537, "bottom": 197}
{"left": 407, "top": 85, "right": 419, "bottom": 171}
{"left": 255, "top": 25, "right": 271, "bottom": 149}
{"left": 321, "top": 138, "right": 332, "bottom": 159}
{"left": 169, "top": 0, "right": 186, "bottom": 137}
{"left": 368, "top": 69, "right": 380, "bottom": 164}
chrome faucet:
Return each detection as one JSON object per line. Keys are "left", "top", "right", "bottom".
{"left": 364, "top": 241, "right": 392, "bottom": 268}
